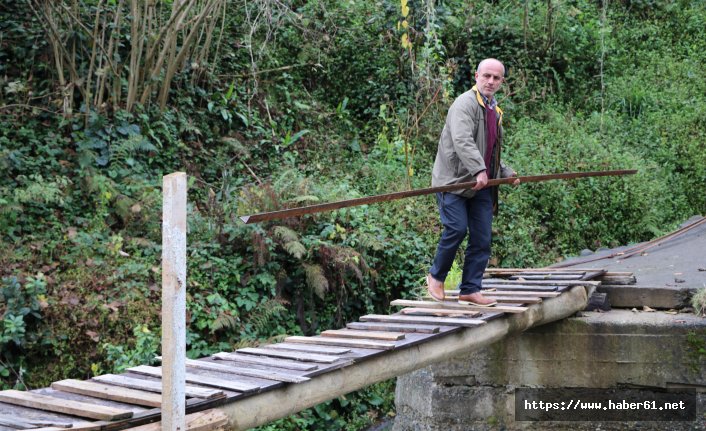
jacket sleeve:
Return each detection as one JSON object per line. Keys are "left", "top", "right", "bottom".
{"left": 499, "top": 160, "right": 515, "bottom": 178}
{"left": 446, "top": 100, "right": 487, "bottom": 177}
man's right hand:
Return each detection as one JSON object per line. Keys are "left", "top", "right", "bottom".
{"left": 472, "top": 171, "right": 488, "bottom": 190}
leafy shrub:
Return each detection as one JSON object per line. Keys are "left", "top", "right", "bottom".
{"left": 0, "top": 275, "right": 47, "bottom": 389}
{"left": 100, "top": 324, "right": 160, "bottom": 374}
{"left": 692, "top": 288, "right": 706, "bottom": 318}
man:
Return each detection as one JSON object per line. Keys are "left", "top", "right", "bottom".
{"left": 426, "top": 58, "right": 519, "bottom": 306}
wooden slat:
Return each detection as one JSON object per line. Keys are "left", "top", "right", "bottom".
{"left": 391, "top": 299, "right": 527, "bottom": 313}
{"left": 285, "top": 336, "right": 396, "bottom": 351}
{"left": 582, "top": 269, "right": 607, "bottom": 279}
{"left": 123, "top": 409, "right": 228, "bottom": 431}
{"left": 267, "top": 343, "right": 351, "bottom": 355}
{"left": 5, "top": 418, "right": 96, "bottom": 431}
{"left": 510, "top": 274, "right": 584, "bottom": 280}
{"left": 0, "top": 414, "right": 41, "bottom": 429}
{"left": 237, "top": 347, "right": 348, "bottom": 364}
{"left": 15, "top": 423, "right": 72, "bottom": 430}
{"left": 212, "top": 352, "right": 317, "bottom": 371}
{"left": 400, "top": 307, "right": 484, "bottom": 317}
{"left": 321, "top": 329, "right": 406, "bottom": 341}
{"left": 486, "top": 268, "right": 628, "bottom": 276}
{"left": 178, "top": 358, "right": 309, "bottom": 383}
{"left": 596, "top": 271, "right": 633, "bottom": 276}
{"left": 482, "top": 284, "right": 560, "bottom": 292}
{"left": 485, "top": 268, "right": 594, "bottom": 273}
{"left": 489, "top": 296, "right": 541, "bottom": 304}
{"left": 92, "top": 374, "right": 224, "bottom": 399}
{"left": 478, "top": 311, "right": 506, "bottom": 321}
{"left": 444, "top": 290, "right": 561, "bottom": 298}
{"left": 359, "top": 314, "right": 486, "bottom": 327}
{"left": 51, "top": 379, "right": 162, "bottom": 408}
{"left": 485, "top": 290, "right": 560, "bottom": 297}
{"left": 596, "top": 275, "right": 636, "bottom": 285}
{"left": 346, "top": 321, "right": 440, "bottom": 334}
{"left": 484, "top": 279, "right": 599, "bottom": 287}
{"left": 127, "top": 366, "right": 260, "bottom": 393}
{"left": 424, "top": 294, "right": 542, "bottom": 303}
{"left": 0, "top": 390, "right": 133, "bottom": 421}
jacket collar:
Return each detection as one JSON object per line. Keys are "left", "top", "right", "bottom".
{"left": 472, "top": 85, "right": 503, "bottom": 120}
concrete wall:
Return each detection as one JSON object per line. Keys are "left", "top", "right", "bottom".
{"left": 393, "top": 310, "right": 706, "bottom": 430}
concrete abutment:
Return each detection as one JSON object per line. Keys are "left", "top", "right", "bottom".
{"left": 393, "top": 310, "right": 706, "bottom": 430}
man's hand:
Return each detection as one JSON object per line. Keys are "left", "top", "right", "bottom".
{"left": 473, "top": 171, "right": 488, "bottom": 190}
{"left": 510, "top": 171, "right": 520, "bottom": 186}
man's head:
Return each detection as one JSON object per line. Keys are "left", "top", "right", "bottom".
{"left": 474, "top": 58, "right": 505, "bottom": 98}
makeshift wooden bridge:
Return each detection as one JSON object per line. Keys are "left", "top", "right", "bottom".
{"left": 0, "top": 267, "right": 629, "bottom": 431}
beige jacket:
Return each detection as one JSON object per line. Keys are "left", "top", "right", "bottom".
{"left": 432, "top": 86, "right": 513, "bottom": 199}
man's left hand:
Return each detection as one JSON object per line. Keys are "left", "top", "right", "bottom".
{"left": 510, "top": 172, "right": 520, "bottom": 186}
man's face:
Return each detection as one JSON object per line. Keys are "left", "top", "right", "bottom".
{"left": 475, "top": 61, "right": 505, "bottom": 98}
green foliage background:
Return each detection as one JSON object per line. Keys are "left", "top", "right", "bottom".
{"left": 1, "top": 0, "right": 705, "bottom": 429}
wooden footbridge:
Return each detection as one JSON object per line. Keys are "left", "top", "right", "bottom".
{"left": 0, "top": 172, "right": 637, "bottom": 430}
{"left": 0, "top": 267, "right": 611, "bottom": 431}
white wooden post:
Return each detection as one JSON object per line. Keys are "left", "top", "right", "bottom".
{"left": 162, "top": 172, "right": 187, "bottom": 431}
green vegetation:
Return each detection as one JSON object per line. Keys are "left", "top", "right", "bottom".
{"left": 693, "top": 288, "right": 706, "bottom": 317}
{"left": 1, "top": 0, "right": 705, "bottom": 428}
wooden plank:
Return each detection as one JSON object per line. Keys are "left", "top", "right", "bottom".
{"left": 478, "top": 311, "right": 506, "bottom": 321}
{"left": 267, "top": 343, "right": 351, "bottom": 355}
{"left": 596, "top": 275, "right": 637, "bottom": 285}
{"left": 123, "top": 409, "right": 228, "bottom": 431}
{"left": 447, "top": 290, "right": 561, "bottom": 298}
{"left": 127, "top": 366, "right": 260, "bottom": 393}
{"left": 346, "top": 321, "right": 440, "bottom": 334}
{"left": 0, "top": 414, "right": 40, "bottom": 429}
{"left": 423, "top": 294, "right": 542, "bottom": 303}
{"left": 236, "top": 347, "right": 347, "bottom": 364}
{"left": 484, "top": 290, "right": 560, "bottom": 297}
{"left": 92, "top": 374, "right": 224, "bottom": 399}
{"left": 321, "top": 329, "right": 406, "bottom": 341}
{"left": 212, "top": 352, "right": 317, "bottom": 371}
{"left": 0, "top": 390, "right": 133, "bottom": 421}
{"left": 51, "top": 379, "right": 162, "bottom": 408}
{"left": 582, "top": 269, "right": 607, "bottom": 280}
{"left": 0, "top": 411, "right": 90, "bottom": 430}
{"left": 285, "top": 336, "right": 396, "bottom": 351}
{"left": 510, "top": 274, "right": 584, "bottom": 280}
{"left": 598, "top": 272, "right": 633, "bottom": 277}
{"left": 400, "top": 308, "right": 481, "bottom": 317}
{"left": 484, "top": 279, "right": 599, "bottom": 287}
{"left": 488, "top": 296, "right": 541, "bottom": 304}
{"left": 359, "top": 314, "right": 486, "bottom": 327}
{"left": 179, "top": 358, "right": 309, "bottom": 383}
{"left": 482, "top": 284, "right": 560, "bottom": 291}
{"left": 485, "top": 268, "right": 595, "bottom": 273}
{"left": 486, "top": 268, "right": 628, "bottom": 276}
{"left": 390, "top": 299, "right": 527, "bottom": 313}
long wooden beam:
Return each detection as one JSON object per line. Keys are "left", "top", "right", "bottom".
{"left": 239, "top": 170, "right": 637, "bottom": 224}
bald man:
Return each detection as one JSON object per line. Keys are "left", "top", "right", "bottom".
{"left": 426, "top": 58, "right": 519, "bottom": 306}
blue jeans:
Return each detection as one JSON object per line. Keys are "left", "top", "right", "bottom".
{"left": 429, "top": 189, "right": 493, "bottom": 295}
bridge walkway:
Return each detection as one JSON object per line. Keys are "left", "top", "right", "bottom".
{"left": 0, "top": 268, "right": 609, "bottom": 431}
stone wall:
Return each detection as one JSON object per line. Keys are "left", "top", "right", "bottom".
{"left": 393, "top": 310, "right": 706, "bottom": 430}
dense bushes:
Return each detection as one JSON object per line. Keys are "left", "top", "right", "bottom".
{"left": 1, "top": 0, "right": 705, "bottom": 429}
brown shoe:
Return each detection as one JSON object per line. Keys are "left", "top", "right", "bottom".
{"left": 426, "top": 274, "right": 445, "bottom": 302}
{"left": 458, "top": 292, "right": 497, "bottom": 307}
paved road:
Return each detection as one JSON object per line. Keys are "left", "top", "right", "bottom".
{"left": 556, "top": 215, "right": 706, "bottom": 290}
